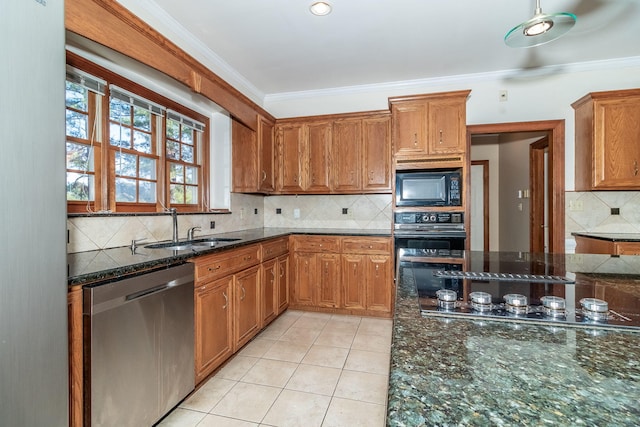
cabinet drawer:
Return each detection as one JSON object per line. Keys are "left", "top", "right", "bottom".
{"left": 194, "top": 245, "right": 260, "bottom": 282}
{"left": 262, "top": 237, "right": 289, "bottom": 260}
{"left": 342, "top": 237, "right": 391, "bottom": 254}
{"left": 616, "top": 242, "right": 640, "bottom": 255}
{"left": 293, "top": 235, "right": 341, "bottom": 253}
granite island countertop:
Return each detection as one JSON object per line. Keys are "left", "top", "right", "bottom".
{"left": 68, "top": 227, "right": 391, "bottom": 286}
{"left": 388, "top": 250, "right": 640, "bottom": 426}
{"left": 572, "top": 232, "right": 640, "bottom": 242}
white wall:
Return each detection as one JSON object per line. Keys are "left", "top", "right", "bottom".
{"left": 265, "top": 59, "right": 640, "bottom": 191}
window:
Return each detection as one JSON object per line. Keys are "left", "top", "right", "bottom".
{"left": 65, "top": 55, "right": 209, "bottom": 213}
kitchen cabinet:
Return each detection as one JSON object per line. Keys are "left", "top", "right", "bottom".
{"left": 231, "top": 118, "right": 258, "bottom": 193}
{"left": 573, "top": 89, "right": 640, "bottom": 190}
{"left": 290, "top": 235, "right": 393, "bottom": 317}
{"left": 261, "top": 237, "right": 290, "bottom": 326}
{"left": 233, "top": 265, "right": 261, "bottom": 349}
{"left": 192, "top": 244, "right": 261, "bottom": 383}
{"left": 574, "top": 235, "right": 640, "bottom": 256}
{"left": 258, "top": 115, "right": 276, "bottom": 192}
{"left": 342, "top": 237, "right": 393, "bottom": 314}
{"left": 390, "top": 90, "right": 470, "bottom": 163}
{"left": 194, "top": 277, "right": 233, "bottom": 384}
{"left": 332, "top": 113, "right": 392, "bottom": 193}
{"left": 68, "top": 287, "right": 83, "bottom": 427}
{"left": 275, "top": 111, "right": 391, "bottom": 194}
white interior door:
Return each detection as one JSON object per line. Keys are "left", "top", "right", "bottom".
{"left": 470, "top": 164, "right": 484, "bottom": 251}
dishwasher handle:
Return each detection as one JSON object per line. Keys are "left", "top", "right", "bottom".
{"left": 126, "top": 283, "right": 170, "bottom": 302}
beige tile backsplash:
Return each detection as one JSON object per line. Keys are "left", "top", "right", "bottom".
{"left": 565, "top": 191, "right": 640, "bottom": 238}
{"left": 67, "top": 194, "right": 393, "bottom": 253}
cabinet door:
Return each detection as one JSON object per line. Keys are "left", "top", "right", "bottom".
{"left": 68, "top": 288, "right": 83, "bottom": 427}
{"left": 427, "top": 99, "right": 465, "bottom": 154}
{"left": 195, "top": 277, "right": 233, "bottom": 383}
{"left": 231, "top": 119, "right": 258, "bottom": 192}
{"left": 292, "top": 252, "right": 316, "bottom": 306}
{"left": 258, "top": 116, "right": 276, "bottom": 193}
{"left": 307, "top": 121, "right": 333, "bottom": 192}
{"left": 277, "top": 124, "right": 305, "bottom": 192}
{"left": 332, "top": 119, "right": 362, "bottom": 192}
{"left": 276, "top": 255, "right": 290, "bottom": 314}
{"left": 341, "top": 254, "right": 366, "bottom": 310}
{"left": 392, "top": 102, "right": 427, "bottom": 157}
{"left": 234, "top": 265, "right": 261, "bottom": 350}
{"left": 366, "top": 255, "right": 392, "bottom": 313}
{"left": 595, "top": 98, "right": 640, "bottom": 188}
{"left": 317, "top": 253, "right": 340, "bottom": 308}
{"left": 261, "top": 258, "right": 278, "bottom": 326}
{"left": 362, "top": 115, "right": 391, "bottom": 192}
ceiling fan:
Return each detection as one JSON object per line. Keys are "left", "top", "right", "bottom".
{"left": 504, "top": 0, "right": 577, "bottom": 48}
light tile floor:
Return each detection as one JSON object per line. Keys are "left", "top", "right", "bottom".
{"left": 158, "top": 310, "right": 393, "bottom": 427}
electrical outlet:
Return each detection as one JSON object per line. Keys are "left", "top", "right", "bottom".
{"left": 611, "top": 207, "right": 620, "bottom": 215}
{"left": 342, "top": 208, "right": 348, "bottom": 215}
{"left": 499, "top": 90, "right": 508, "bottom": 102}
{"left": 254, "top": 208, "right": 258, "bottom": 214}
{"left": 276, "top": 208, "right": 282, "bottom": 214}
{"left": 293, "top": 208, "right": 300, "bottom": 219}
{"left": 210, "top": 221, "right": 215, "bottom": 229}
{"left": 569, "top": 200, "right": 583, "bottom": 211}
{"left": 240, "top": 208, "right": 245, "bottom": 219}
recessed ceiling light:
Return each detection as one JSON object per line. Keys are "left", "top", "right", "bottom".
{"left": 310, "top": 2, "right": 332, "bottom": 16}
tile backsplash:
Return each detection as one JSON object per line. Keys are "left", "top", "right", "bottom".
{"left": 67, "top": 194, "right": 393, "bottom": 253}
{"left": 565, "top": 191, "right": 640, "bottom": 237}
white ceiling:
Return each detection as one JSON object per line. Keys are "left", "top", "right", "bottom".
{"left": 116, "top": 0, "right": 640, "bottom": 101}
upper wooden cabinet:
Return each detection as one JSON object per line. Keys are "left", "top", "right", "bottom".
{"left": 332, "top": 114, "right": 392, "bottom": 193}
{"left": 275, "top": 111, "right": 391, "bottom": 194}
{"left": 389, "top": 90, "right": 470, "bottom": 163}
{"left": 573, "top": 89, "right": 640, "bottom": 190}
{"left": 232, "top": 116, "right": 275, "bottom": 193}
{"left": 231, "top": 119, "right": 258, "bottom": 193}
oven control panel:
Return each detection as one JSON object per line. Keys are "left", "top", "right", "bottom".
{"left": 394, "top": 212, "right": 464, "bottom": 225}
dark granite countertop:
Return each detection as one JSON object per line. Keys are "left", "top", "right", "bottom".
{"left": 388, "top": 250, "right": 640, "bottom": 426}
{"left": 67, "top": 227, "right": 391, "bottom": 286}
{"left": 572, "top": 232, "right": 640, "bottom": 242}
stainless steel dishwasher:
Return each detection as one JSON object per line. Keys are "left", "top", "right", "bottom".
{"left": 83, "top": 263, "right": 195, "bottom": 427}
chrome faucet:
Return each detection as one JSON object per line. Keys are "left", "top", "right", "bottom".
{"left": 169, "top": 208, "right": 178, "bottom": 243}
{"left": 187, "top": 226, "right": 201, "bottom": 241}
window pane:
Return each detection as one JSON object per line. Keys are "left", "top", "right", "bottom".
{"left": 110, "top": 122, "right": 131, "bottom": 147}
{"left": 66, "top": 142, "right": 93, "bottom": 171}
{"left": 185, "top": 185, "right": 198, "bottom": 204}
{"left": 138, "top": 181, "right": 156, "bottom": 203}
{"left": 115, "top": 177, "right": 136, "bottom": 202}
{"left": 133, "top": 106, "right": 151, "bottom": 131}
{"left": 166, "top": 140, "right": 179, "bottom": 160}
{"left": 139, "top": 157, "right": 156, "bottom": 180}
{"left": 181, "top": 127, "right": 193, "bottom": 144}
{"left": 115, "top": 152, "right": 137, "bottom": 177}
{"left": 65, "top": 82, "right": 87, "bottom": 110}
{"left": 166, "top": 118, "right": 180, "bottom": 140}
{"left": 66, "top": 172, "right": 94, "bottom": 201}
{"left": 66, "top": 110, "right": 88, "bottom": 139}
{"left": 110, "top": 98, "right": 131, "bottom": 124}
{"left": 133, "top": 130, "right": 152, "bottom": 153}
{"left": 182, "top": 144, "right": 194, "bottom": 162}
{"left": 170, "top": 184, "right": 185, "bottom": 204}
{"left": 170, "top": 163, "right": 184, "bottom": 183}
{"left": 185, "top": 166, "right": 198, "bottom": 184}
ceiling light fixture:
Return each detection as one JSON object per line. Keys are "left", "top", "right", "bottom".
{"left": 504, "top": 0, "right": 576, "bottom": 48}
{"left": 310, "top": 2, "right": 332, "bottom": 16}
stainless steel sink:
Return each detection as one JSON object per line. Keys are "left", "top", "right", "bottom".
{"left": 145, "top": 237, "right": 241, "bottom": 250}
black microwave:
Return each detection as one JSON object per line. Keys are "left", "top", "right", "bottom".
{"left": 395, "top": 168, "right": 462, "bottom": 207}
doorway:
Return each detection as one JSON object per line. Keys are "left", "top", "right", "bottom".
{"left": 467, "top": 120, "right": 565, "bottom": 254}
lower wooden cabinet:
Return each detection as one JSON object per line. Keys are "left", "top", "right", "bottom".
{"left": 276, "top": 255, "right": 290, "bottom": 313}
{"left": 574, "top": 235, "right": 640, "bottom": 255}
{"left": 290, "top": 235, "right": 393, "bottom": 317}
{"left": 234, "top": 265, "right": 261, "bottom": 349}
{"left": 195, "top": 277, "right": 233, "bottom": 384}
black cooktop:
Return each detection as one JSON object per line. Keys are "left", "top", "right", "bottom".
{"left": 400, "top": 250, "right": 640, "bottom": 331}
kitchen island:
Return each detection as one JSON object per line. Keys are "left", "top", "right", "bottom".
{"left": 388, "top": 250, "right": 640, "bottom": 426}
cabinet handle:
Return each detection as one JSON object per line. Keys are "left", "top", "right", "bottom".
{"left": 243, "top": 255, "right": 252, "bottom": 261}
{"left": 262, "top": 170, "right": 267, "bottom": 182}
{"left": 635, "top": 160, "right": 638, "bottom": 176}
{"left": 279, "top": 265, "right": 284, "bottom": 278}
{"left": 208, "top": 265, "right": 221, "bottom": 272}
{"left": 413, "top": 133, "right": 418, "bottom": 146}
{"left": 439, "top": 129, "right": 443, "bottom": 144}
{"left": 222, "top": 291, "right": 228, "bottom": 310}
{"left": 240, "top": 285, "right": 246, "bottom": 301}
